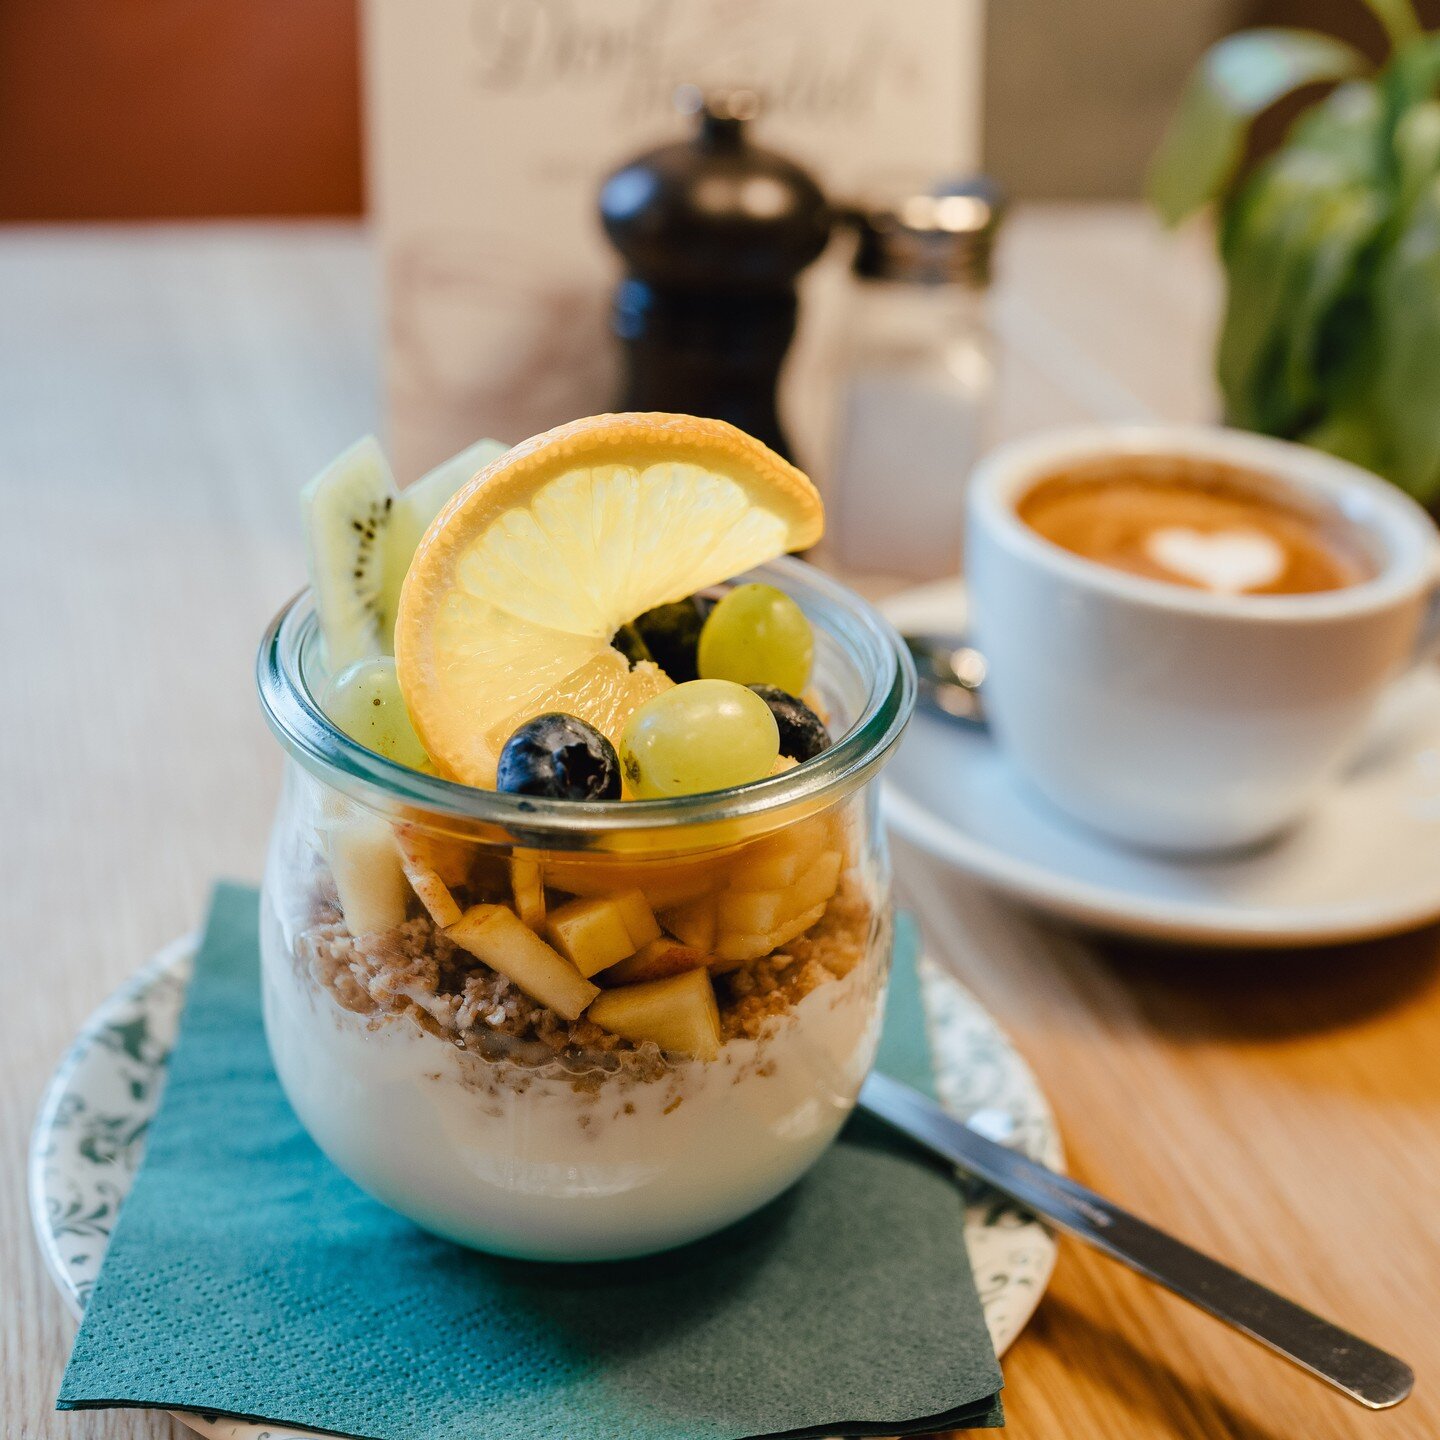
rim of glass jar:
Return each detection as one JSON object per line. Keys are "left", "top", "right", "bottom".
{"left": 256, "top": 556, "right": 916, "bottom": 837}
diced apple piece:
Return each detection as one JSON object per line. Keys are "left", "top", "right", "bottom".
{"left": 660, "top": 894, "right": 717, "bottom": 952}
{"left": 541, "top": 854, "right": 717, "bottom": 910}
{"left": 789, "top": 848, "right": 843, "bottom": 916}
{"left": 717, "top": 887, "right": 788, "bottom": 936}
{"left": 546, "top": 895, "right": 640, "bottom": 978}
{"left": 714, "top": 903, "right": 827, "bottom": 965}
{"left": 446, "top": 904, "right": 598, "bottom": 1020}
{"left": 771, "top": 901, "right": 828, "bottom": 948}
{"left": 611, "top": 888, "right": 662, "bottom": 948}
{"left": 393, "top": 823, "right": 471, "bottom": 889}
{"left": 510, "top": 856, "right": 546, "bottom": 930}
{"left": 588, "top": 968, "right": 721, "bottom": 1060}
{"left": 601, "top": 938, "right": 711, "bottom": 985}
{"left": 727, "top": 816, "right": 828, "bottom": 891}
{"left": 398, "top": 854, "right": 463, "bottom": 929}
{"left": 324, "top": 817, "right": 410, "bottom": 937}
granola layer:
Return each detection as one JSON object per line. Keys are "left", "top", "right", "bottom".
{"left": 295, "top": 868, "right": 875, "bottom": 1079}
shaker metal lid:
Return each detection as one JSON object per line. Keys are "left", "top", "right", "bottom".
{"left": 851, "top": 175, "right": 1005, "bottom": 287}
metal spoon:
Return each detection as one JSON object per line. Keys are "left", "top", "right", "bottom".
{"left": 860, "top": 1072, "right": 1415, "bottom": 1411}
{"left": 903, "top": 633, "right": 988, "bottom": 728}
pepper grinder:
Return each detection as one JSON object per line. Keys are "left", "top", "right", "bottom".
{"left": 598, "top": 87, "right": 831, "bottom": 462}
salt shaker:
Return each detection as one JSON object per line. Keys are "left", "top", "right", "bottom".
{"left": 828, "top": 178, "right": 1003, "bottom": 578}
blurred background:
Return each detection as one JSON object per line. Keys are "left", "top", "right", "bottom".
{"left": 8, "top": 13, "right": 1440, "bottom": 1437}
{"left": 2, "top": 0, "right": 1434, "bottom": 220}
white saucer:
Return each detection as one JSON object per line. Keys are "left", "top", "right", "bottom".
{"left": 31, "top": 933, "right": 1060, "bottom": 1440}
{"left": 882, "top": 579, "right": 1440, "bottom": 948}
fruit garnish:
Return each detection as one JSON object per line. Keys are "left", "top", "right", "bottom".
{"left": 321, "top": 657, "right": 431, "bottom": 770}
{"left": 398, "top": 853, "right": 464, "bottom": 928}
{"left": 378, "top": 437, "right": 508, "bottom": 646}
{"left": 632, "top": 597, "right": 710, "bottom": 683}
{"left": 394, "top": 824, "right": 472, "bottom": 889}
{"left": 495, "top": 712, "right": 622, "bottom": 801}
{"left": 301, "top": 438, "right": 396, "bottom": 670}
{"left": 322, "top": 815, "right": 409, "bottom": 937}
{"left": 545, "top": 890, "right": 660, "bottom": 977}
{"left": 748, "top": 685, "right": 831, "bottom": 761}
{"left": 620, "top": 680, "right": 780, "bottom": 798}
{"left": 601, "top": 938, "right": 711, "bottom": 986}
{"left": 654, "top": 812, "right": 842, "bottom": 964}
{"left": 447, "top": 904, "right": 599, "bottom": 1020}
{"left": 509, "top": 856, "right": 547, "bottom": 929}
{"left": 587, "top": 967, "right": 721, "bottom": 1059}
{"left": 698, "top": 582, "right": 813, "bottom": 695}
{"left": 301, "top": 435, "right": 507, "bottom": 669}
{"left": 394, "top": 413, "right": 823, "bottom": 787}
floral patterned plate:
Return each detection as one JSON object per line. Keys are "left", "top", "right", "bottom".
{"left": 30, "top": 935, "right": 1061, "bottom": 1440}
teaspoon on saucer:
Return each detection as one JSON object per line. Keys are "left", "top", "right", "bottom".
{"left": 903, "top": 633, "right": 989, "bottom": 729}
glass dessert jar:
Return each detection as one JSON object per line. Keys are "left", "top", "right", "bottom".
{"left": 256, "top": 557, "right": 914, "bottom": 1261}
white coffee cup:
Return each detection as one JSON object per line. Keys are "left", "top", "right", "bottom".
{"left": 964, "top": 425, "right": 1440, "bottom": 854}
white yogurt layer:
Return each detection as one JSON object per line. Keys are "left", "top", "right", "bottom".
{"left": 260, "top": 897, "right": 885, "bottom": 1260}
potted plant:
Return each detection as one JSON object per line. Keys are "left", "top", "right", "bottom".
{"left": 1149, "top": 0, "right": 1440, "bottom": 510}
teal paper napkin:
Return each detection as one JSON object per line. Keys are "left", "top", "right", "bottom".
{"left": 59, "top": 884, "right": 1003, "bottom": 1437}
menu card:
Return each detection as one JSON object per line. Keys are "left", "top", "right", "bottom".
{"left": 362, "top": 0, "right": 982, "bottom": 477}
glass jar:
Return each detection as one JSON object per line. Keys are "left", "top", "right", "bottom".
{"left": 255, "top": 557, "right": 914, "bottom": 1262}
{"left": 828, "top": 178, "right": 1003, "bottom": 580}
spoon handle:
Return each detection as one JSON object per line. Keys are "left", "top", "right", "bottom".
{"left": 858, "top": 1071, "right": 1414, "bottom": 1410}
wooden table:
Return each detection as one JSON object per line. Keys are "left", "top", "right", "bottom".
{"left": 2, "top": 210, "right": 1435, "bottom": 1440}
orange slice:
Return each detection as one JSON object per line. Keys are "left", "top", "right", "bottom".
{"left": 395, "top": 413, "right": 824, "bottom": 786}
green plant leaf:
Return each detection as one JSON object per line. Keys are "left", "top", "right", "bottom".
{"left": 1380, "top": 33, "right": 1440, "bottom": 137}
{"left": 1148, "top": 29, "right": 1370, "bottom": 225}
{"left": 1217, "top": 84, "right": 1388, "bottom": 435}
{"left": 1302, "top": 405, "right": 1389, "bottom": 475}
{"left": 1279, "top": 186, "right": 1387, "bottom": 424}
{"left": 1360, "top": 0, "right": 1422, "bottom": 52}
{"left": 1394, "top": 99, "right": 1440, "bottom": 216}
{"left": 1369, "top": 175, "right": 1440, "bottom": 502}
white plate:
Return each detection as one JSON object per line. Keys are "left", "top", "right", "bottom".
{"left": 31, "top": 933, "right": 1061, "bottom": 1440}
{"left": 882, "top": 579, "right": 1440, "bottom": 947}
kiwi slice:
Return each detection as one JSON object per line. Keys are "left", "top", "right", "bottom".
{"left": 302, "top": 435, "right": 510, "bottom": 672}
{"left": 378, "top": 436, "right": 508, "bottom": 642}
{"left": 300, "top": 437, "right": 398, "bottom": 670}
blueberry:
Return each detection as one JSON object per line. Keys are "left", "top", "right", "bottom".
{"left": 496, "top": 713, "right": 622, "bottom": 801}
{"left": 632, "top": 597, "right": 711, "bottom": 682}
{"left": 748, "top": 685, "right": 831, "bottom": 761}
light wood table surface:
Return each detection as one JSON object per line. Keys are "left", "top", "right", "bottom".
{"left": 3, "top": 209, "right": 1436, "bottom": 1440}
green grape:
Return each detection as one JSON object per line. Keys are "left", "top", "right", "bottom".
{"left": 321, "top": 656, "right": 431, "bottom": 770}
{"left": 697, "top": 583, "right": 813, "bottom": 695}
{"left": 620, "top": 680, "right": 780, "bottom": 798}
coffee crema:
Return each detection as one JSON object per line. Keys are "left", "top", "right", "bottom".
{"left": 1015, "top": 455, "right": 1376, "bottom": 596}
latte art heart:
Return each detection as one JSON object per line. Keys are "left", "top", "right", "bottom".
{"left": 1017, "top": 459, "right": 1373, "bottom": 596}
{"left": 1145, "top": 526, "right": 1285, "bottom": 594}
